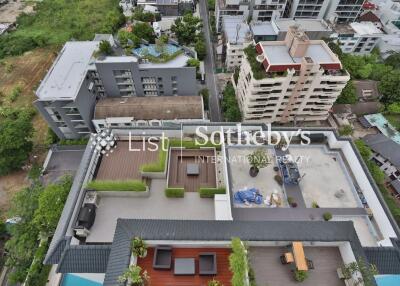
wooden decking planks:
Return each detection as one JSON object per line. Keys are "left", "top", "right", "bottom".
{"left": 168, "top": 149, "right": 217, "bottom": 192}
{"left": 95, "top": 141, "right": 159, "bottom": 181}
{"left": 137, "top": 247, "right": 232, "bottom": 286}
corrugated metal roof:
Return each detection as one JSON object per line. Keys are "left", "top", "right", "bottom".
{"left": 57, "top": 244, "right": 112, "bottom": 273}
{"left": 363, "top": 134, "right": 400, "bottom": 169}
{"left": 364, "top": 247, "right": 400, "bottom": 274}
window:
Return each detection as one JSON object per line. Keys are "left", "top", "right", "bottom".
{"left": 171, "top": 76, "right": 177, "bottom": 82}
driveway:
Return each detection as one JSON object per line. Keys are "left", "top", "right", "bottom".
{"left": 199, "top": 0, "right": 222, "bottom": 122}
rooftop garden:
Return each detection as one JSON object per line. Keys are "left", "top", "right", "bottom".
{"left": 243, "top": 45, "right": 267, "bottom": 80}
{"left": 140, "top": 138, "right": 169, "bottom": 173}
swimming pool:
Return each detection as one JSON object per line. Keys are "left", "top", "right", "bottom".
{"left": 375, "top": 274, "right": 400, "bottom": 286}
{"left": 61, "top": 274, "right": 103, "bottom": 286}
{"left": 364, "top": 113, "right": 400, "bottom": 144}
{"left": 133, "top": 44, "right": 181, "bottom": 58}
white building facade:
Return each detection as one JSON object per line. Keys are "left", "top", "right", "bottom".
{"left": 235, "top": 27, "right": 350, "bottom": 123}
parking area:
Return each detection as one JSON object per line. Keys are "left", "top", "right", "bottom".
{"left": 289, "top": 146, "right": 361, "bottom": 208}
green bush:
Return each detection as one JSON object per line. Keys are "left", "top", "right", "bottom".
{"left": 243, "top": 45, "right": 266, "bottom": 80}
{"left": 221, "top": 82, "right": 242, "bottom": 122}
{"left": 294, "top": 270, "right": 308, "bottom": 282}
{"left": 141, "top": 139, "right": 169, "bottom": 172}
{"left": 229, "top": 237, "right": 248, "bottom": 286}
{"left": 323, "top": 212, "right": 332, "bottom": 221}
{"left": 86, "top": 180, "right": 147, "bottom": 192}
{"left": 165, "top": 188, "right": 185, "bottom": 198}
{"left": 199, "top": 187, "right": 226, "bottom": 198}
{"left": 59, "top": 138, "right": 89, "bottom": 145}
{"left": 338, "top": 125, "right": 354, "bottom": 136}
{"left": 169, "top": 138, "right": 221, "bottom": 150}
{"left": 8, "top": 85, "right": 22, "bottom": 102}
{"left": 25, "top": 241, "right": 51, "bottom": 286}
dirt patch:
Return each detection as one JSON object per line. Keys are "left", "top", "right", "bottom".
{"left": 0, "top": 0, "right": 34, "bottom": 23}
{"left": 0, "top": 47, "right": 59, "bottom": 213}
{"left": 0, "top": 171, "right": 29, "bottom": 216}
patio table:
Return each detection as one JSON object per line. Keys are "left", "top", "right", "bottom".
{"left": 174, "top": 258, "right": 196, "bottom": 275}
{"left": 292, "top": 242, "right": 308, "bottom": 271}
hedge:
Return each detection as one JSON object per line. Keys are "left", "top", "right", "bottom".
{"left": 169, "top": 139, "right": 221, "bottom": 150}
{"left": 229, "top": 237, "right": 249, "bottom": 286}
{"left": 25, "top": 241, "right": 51, "bottom": 286}
{"left": 141, "top": 139, "right": 169, "bottom": 172}
{"left": 165, "top": 188, "right": 185, "bottom": 198}
{"left": 199, "top": 187, "right": 226, "bottom": 198}
{"left": 86, "top": 180, "right": 147, "bottom": 192}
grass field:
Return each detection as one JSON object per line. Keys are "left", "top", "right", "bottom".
{"left": 0, "top": 47, "right": 58, "bottom": 214}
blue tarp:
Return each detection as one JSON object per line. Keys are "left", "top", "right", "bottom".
{"left": 234, "top": 188, "right": 263, "bottom": 204}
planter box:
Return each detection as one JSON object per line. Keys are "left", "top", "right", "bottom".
{"left": 97, "top": 186, "right": 150, "bottom": 197}
{"left": 141, "top": 170, "right": 166, "bottom": 179}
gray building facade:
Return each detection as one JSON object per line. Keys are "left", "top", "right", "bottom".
{"left": 35, "top": 40, "right": 197, "bottom": 139}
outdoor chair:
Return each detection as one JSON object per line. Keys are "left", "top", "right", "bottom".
{"left": 153, "top": 246, "right": 172, "bottom": 269}
{"left": 306, "top": 258, "right": 314, "bottom": 270}
{"left": 199, "top": 252, "right": 217, "bottom": 275}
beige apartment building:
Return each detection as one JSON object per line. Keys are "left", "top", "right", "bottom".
{"left": 234, "top": 26, "right": 350, "bottom": 124}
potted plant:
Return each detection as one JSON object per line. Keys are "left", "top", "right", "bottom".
{"left": 293, "top": 269, "right": 308, "bottom": 282}
{"left": 208, "top": 279, "right": 223, "bottom": 286}
{"left": 311, "top": 201, "right": 319, "bottom": 208}
{"left": 132, "top": 237, "right": 147, "bottom": 258}
{"left": 118, "top": 265, "right": 149, "bottom": 286}
{"left": 287, "top": 196, "right": 297, "bottom": 208}
{"left": 323, "top": 212, "right": 332, "bottom": 221}
{"left": 247, "top": 149, "right": 270, "bottom": 177}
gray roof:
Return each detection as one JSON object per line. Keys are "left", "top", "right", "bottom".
{"left": 222, "top": 16, "right": 251, "bottom": 44}
{"left": 103, "top": 219, "right": 365, "bottom": 286}
{"left": 250, "top": 22, "right": 277, "bottom": 36}
{"left": 363, "top": 134, "right": 400, "bottom": 169}
{"left": 274, "top": 19, "right": 331, "bottom": 32}
{"left": 57, "top": 244, "right": 111, "bottom": 273}
{"left": 35, "top": 41, "right": 99, "bottom": 100}
{"left": 364, "top": 247, "right": 400, "bottom": 274}
{"left": 359, "top": 116, "right": 373, "bottom": 128}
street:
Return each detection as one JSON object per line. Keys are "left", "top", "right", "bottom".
{"left": 198, "top": 0, "right": 223, "bottom": 122}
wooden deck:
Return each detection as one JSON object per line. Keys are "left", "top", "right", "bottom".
{"left": 168, "top": 149, "right": 217, "bottom": 192}
{"left": 137, "top": 247, "right": 232, "bottom": 286}
{"left": 95, "top": 141, "right": 159, "bottom": 180}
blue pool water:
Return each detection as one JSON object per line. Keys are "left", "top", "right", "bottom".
{"left": 133, "top": 44, "right": 181, "bottom": 57}
{"left": 364, "top": 113, "right": 400, "bottom": 144}
{"left": 375, "top": 275, "right": 400, "bottom": 286}
{"left": 61, "top": 274, "right": 103, "bottom": 286}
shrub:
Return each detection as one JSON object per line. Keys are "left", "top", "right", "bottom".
{"left": 287, "top": 196, "right": 294, "bottom": 204}
{"left": 8, "top": 85, "right": 22, "bottom": 102}
{"left": 229, "top": 237, "right": 248, "bottom": 286}
{"left": 25, "top": 241, "right": 51, "bottom": 286}
{"left": 165, "top": 188, "right": 184, "bottom": 198}
{"left": 247, "top": 149, "right": 270, "bottom": 170}
{"left": 293, "top": 270, "right": 308, "bottom": 282}
{"left": 311, "top": 201, "right": 319, "bottom": 208}
{"left": 86, "top": 180, "right": 147, "bottom": 192}
{"left": 338, "top": 125, "right": 354, "bottom": 136}
{"left": 141, "top": 139, "right": 168, "bottom": 172}
{"left": 274, "top": 175, "right": 283, "bottom": 185}
{"left": 243, "top": 45, "right": 266, "bottom": 80}
{"left": 199, "top": 88, "right": 209, "bottom": 110}
{"left": 323, "top": 212, "right": 332, "bottom": 221}
{"left": 199, "top": 187, "right": 226, "bottom": 198}
{"left": 59, "top": 138, "right": 89, "bottom": 145}
{"left": 208, "top": 279, "right": 223, "bottom": 286}
{"left": 131, "top": 237, "right": 147, "bottom": 258}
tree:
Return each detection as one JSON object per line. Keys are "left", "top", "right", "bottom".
{"left": 369, "top": 63, "right": 393, "bottom": 81}
{"left": 99, "top": 40, "right": 113, "bottom": 55}
{"left": 117, "top": 30, "right": 140, "bottom": 48}
{"left": 387, "top": 102, "right": 400, "bottom": 114}
{"left": 338, "top": 125, "right": 354, "bottom": 136}
{"left": 171, "top": 13, "right": 202, "bottom": 46}
{"left": 132, "top": 22, "right": 156, "bottom": 43}
{"left": 355, "top": 140, "right": 372, "bottom": 161}
{"left": 0, "top": 108, "right": 34, "bottom": 176}
{"left": 195, "top": 37, "right": 207, "bottom": 60}
{"left": 379, "top": 70, "right": 400, "bottom": 104}
{"left": 187, "top": 58, "right": 200, "bottom": 70}
{"left": 336, "top": 81, "right": 357, "bottom": 104}
{"left": 132, "top": 6, "right": 156, "bottom": 22}
{"left": 384, "top": 52, "right": 400, "bottom": 69}
{"left": 359, "top": 63, "right": 373, "bottom": 79}
{"left": 33, "top": 176, "right": 72, "bottom": 235}
{"left": 222, "top": 83, "right": 242, "bottom": 122}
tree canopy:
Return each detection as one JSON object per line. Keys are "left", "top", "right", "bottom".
{"left": 131, "top": 22, "right": 156, "bottom": 43}
{"left": 336, "top": 81, "right": 357, "bottom": 104}
{"left": 99, "top": 40, "right": 113, "bottom": 55}
{"left": 0, "top": 108, "right": 34, "bottom": 176}
{"left": 379, "top": 70, "right": 400, "bottom": 104}
{"left": 222, "top": 83, "right": 242, "bottom": 122}
{"left": 171, "top": 13, "right": 202, "bottom": 46}
{"left": 384, "top": 52, "right": 400, "bottom": 69}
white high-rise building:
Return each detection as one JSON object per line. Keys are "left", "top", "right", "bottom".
{"left": 234, "top": 26, "right": 350, "bottom": 123}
